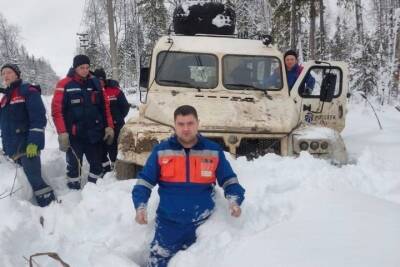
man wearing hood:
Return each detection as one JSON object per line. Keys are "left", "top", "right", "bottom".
{"left": 51, "top": 55, "right": 114, "bottom": 190}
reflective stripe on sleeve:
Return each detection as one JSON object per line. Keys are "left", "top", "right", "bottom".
{"left": 222, "top": 177, "right": 239, "bottom": 190}
{"left": 136, "top": 179, "right": 155, "bottom": 190}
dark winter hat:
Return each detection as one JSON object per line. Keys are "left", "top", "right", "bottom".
{"left": 93, "top": 68, "right": 106, "bottom": 81}
{"left": 284, "top": 50, "right": 298, "bottom": 60}
{"left": 1, "top": 63, "right": 21, "bottom": 78}
{"left": 73, "top": 54, "right": 90, "bottom": 68}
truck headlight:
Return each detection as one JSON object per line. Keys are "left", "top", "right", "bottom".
{"left": 310, "top": 141, "right": 319, "bottom": 150}
{"left": 299, "top": 141, "right": 309, "bottom": 151}
{"left": 321, "top": 141, "right": 329, "bottom": 150}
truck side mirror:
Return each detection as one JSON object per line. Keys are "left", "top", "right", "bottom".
{"left": 320, "top": 72, "right": 337, "bottom": 102}
{"left": 139, "top": 67, "right": 149, "bottom": 89}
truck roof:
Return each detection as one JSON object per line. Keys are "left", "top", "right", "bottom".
{"left": 156, "top": 35, "right": 283, "bottom": 58}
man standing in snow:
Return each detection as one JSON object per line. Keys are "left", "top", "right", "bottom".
{"left": 132, "top": 105, "right": 245, "bottom": 267}
{"left": 51, "top": 55, "right": 114, "bottom": 190}
{"left": 93, "top": 68, "right": 130, "bottom": 173}
{"left": 0, "top": 63, "right": 55, "bottom": 207}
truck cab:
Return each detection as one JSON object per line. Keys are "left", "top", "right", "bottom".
{"left": 115, "top": 34, "right": 349, "bottom": 179}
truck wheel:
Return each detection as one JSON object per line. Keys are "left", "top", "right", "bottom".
{"left": 115, "top": 160, "right": 142, "bottom": 180}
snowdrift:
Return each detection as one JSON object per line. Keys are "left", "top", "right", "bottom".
{"left": 0, "top": 96, "right": 400, "bottom": 267}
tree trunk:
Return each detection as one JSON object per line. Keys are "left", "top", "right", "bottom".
{"left": 290, "top": 0, "right": 297, "bottom": 49}
{"left": 390, "top": 1, "right": 400, "bottom": 99}
{"left": 107, "top": 0, "right": 119, "bottom": 80}
{"left": 355, "top": 0, "right": 364, "bottom": 44}
{"left": 130, "top": 0, "right": 141, "bottom": 90}
{"left": 309, "top": 0, "right": 316, "bottom": 59}
{"left": 319, "top": 0, "right": 325, "bottom": 59}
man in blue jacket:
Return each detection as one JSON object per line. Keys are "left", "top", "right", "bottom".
{"left": 132, "top": 105, "right": 245, "bottom": 267}
{"left": 0, "top": 63, "right": 55, "bottom": 207}
{"left": 264, "top": 50, "right": 315, "bottom": 94}
{"left": 283, "top": 50, "right": 315, "bottom": 94}
{"left": 51, "top": 55, "right": 114, "bottom": 189}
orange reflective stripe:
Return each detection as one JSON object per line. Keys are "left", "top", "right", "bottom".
{"left": 189, "top": 154, "right": 219, "bottom": 184}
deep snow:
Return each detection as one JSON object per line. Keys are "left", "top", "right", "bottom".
{"left": 0, "top": 96, "right": 399, "bottom": 267}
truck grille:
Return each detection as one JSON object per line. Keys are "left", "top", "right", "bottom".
{"left": 207, "top": 137, "right": 230, "bottom": 151}
{"left": 237, "top": 138, "right": 281, "bottom": 160}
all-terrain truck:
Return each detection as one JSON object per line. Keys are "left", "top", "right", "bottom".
{"left": 115, "top": 3, "right": 349, "bottom": 179}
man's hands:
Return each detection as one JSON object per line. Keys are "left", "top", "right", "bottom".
{"left": 26, "top": 143, "right": 38, "bottom": 158}
{"left": 103, "top": 127, "right": 114, "bottom": 145}
{"left": 135, "top": 208, "right": 148, "bottom": 224}
{"left": 229, "top": 202, "right": 242, "bottom": 218}
{"left": 58, "top": 133, "right": 70, "bottom": 152}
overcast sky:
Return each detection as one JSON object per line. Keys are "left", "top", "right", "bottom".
{"left": 0, "top": 0, "right": 86, "bottom": 77}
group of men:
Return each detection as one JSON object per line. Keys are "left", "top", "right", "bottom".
{"left": 0, "top": 49, "right": 308, "bottom": 267}
{"left": 0, "top": 54, "right": 130, "bottom": 206}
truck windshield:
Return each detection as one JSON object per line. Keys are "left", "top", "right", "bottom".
{"left": 156, "top": 51, "right": 218, "bottom": 89}
{"left": 223, "top": 55, "right": 283, "bottom": 91}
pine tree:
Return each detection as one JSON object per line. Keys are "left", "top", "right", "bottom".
{"left": 138, "top": 0, "right": 168, "bottom": 54}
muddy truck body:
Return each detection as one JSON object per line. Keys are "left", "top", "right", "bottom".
{"left": 115, "top": 33, "right": 349, "bottom": 179}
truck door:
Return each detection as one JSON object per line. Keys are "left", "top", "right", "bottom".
{"left": 290, "top": 61, "right": 349, "bottom": 132}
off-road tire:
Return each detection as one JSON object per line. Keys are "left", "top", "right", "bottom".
{"left": 115, "top": 160, "right": 142, "bottom": 180}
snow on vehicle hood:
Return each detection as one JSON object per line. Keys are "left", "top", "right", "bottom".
{"left": 143, "top": 92, "right": 299, "bottom": 133}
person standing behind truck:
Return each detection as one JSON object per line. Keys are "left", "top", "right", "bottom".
{"left": 284, "top": 50, "right": 315, "bottom": 94}
{"left": 0, "top": 63, "right": 55, "bottom": 207}
{"left": 51, "top": 55, "right": 114, "bottom": 190}
{"left": 93, "top": 68, "right": 130, "bottom": 173}
{"left": 132, "top": 105, "right": 245, "bottom": 267}
{"left": 264, "top": 50, "right": 315, "bottom": 94}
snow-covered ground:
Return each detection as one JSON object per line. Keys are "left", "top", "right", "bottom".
{"left": 0, "top": 96, "right": 399, "bottom": 267}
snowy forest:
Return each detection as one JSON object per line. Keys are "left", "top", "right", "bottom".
{"left": 77, "top": 0, "right": 400, "bottom": 104}
{"left": 0, "top": 0, "right": 399, "bottom": 103}
{"left": 0, "top": 14, "right": 59, "bottom": 95}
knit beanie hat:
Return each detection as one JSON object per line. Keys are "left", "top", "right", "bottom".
{"left": 1, "top": 63, "right": 21, "bottom": 78}
{"left": 93, "top": 68, "right": 107, "bottom": 81}
{"left": 73, "top": 54, "right": 90, "bottom": 68}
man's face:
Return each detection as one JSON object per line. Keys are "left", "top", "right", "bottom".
{"left": 75, "top": 64, "right": 90, "bottom": 78}
{"left": 174, "top": 114, "right": 199, "bottom": 145}
{"left": 284, "top": 55, "right": 298, "bottom": 71}
{"left": 1, "top": 68, "right": 18, "bottom": 86}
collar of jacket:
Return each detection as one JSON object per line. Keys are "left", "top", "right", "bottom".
{"left": 67, "top": 68, "right": 91, "bottom": 85}
{"left": 5, "top": 79, "right": 22, "bottom": 93}
{"left": 286, "top": 63, "right": 300, "bottom": 74}
{"left": 168, "top": 134, "right": 205, "bottom": 150}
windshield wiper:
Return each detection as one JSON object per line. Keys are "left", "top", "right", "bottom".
{"left": 158, "top": 79, "right": 201, "bottom": 92}
{"left": 225, "top": 83, "right": 270, "bottom": 97}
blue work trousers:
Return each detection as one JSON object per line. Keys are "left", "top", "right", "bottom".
{"left": 147, "top": 216, "right": 206, "bottom": 267}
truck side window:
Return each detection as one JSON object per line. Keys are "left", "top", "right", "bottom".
{"left": 299, "top": 67, "right": 342, "bottom": 98}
